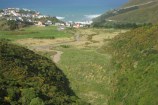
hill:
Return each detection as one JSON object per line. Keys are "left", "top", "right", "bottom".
{"left": 92, "top": 0, "right": 158, "bottom": 28}
{"left": 0, "top": 8, "right": 62, "bottom": 30}
{"left": 123, "top": 0, "right": 155, "bottom": 7}
{"left": 101, "top": 25, "right": 158, "bottom": 105}
{"left": 0, "top": 40, "right": 86, "bottom": 105}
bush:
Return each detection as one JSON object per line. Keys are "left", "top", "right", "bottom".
{"left": 101, "top": 25, "right": 158, "bottom": 105}
{"left": 0, "top": 40, "right": 83, "bottom": 105}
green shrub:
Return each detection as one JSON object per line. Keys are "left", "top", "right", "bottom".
{"left": 60, "top": 45, "right": 70, "bottom": 48}
{"left": 102, "top": 25, "right": 158, "bottom": 105}
{"left": 0, "top": 40, "right": 82, "bottom": 105}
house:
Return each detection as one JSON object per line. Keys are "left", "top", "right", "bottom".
{"left": 58, "top": 26, "right": 65, "bottom": 31}
{"left": 65, "top": 22, "right": 71, "bottom": 27}
{"left": 55, "top": 23, "right": 65, "bottom": 26}
{"left": 73, "top": 23, "right": 80, "bottom": 28}
{"left": 0, "top": 13, "right": 3, "bottom": 17}
{"left": 17, "top": 17, "right": 23, "bottom": 21}
{"left": 7, "top": 17, "right": 17, "bottom": 21}
{"left": 26, "top": 19, "right": 32, "bottom": 22}
{"left": 36, "top": 21, "right": 45, "bottom": 27}
{"left": 45, "top": 20, "right": 52, "bottom": 26}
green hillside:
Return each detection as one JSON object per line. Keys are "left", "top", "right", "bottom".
{"left": 123, "top": 0, "right": 156, "bottom": 7}
{"left": 109, "top": 2, "right": 158, "bottom": 24}
{"left": 93, "top": 0, "right": 158, "bottom": 27}
{"left": 0, "top": 40, "right": 85, "bottom": 105}
{"left": 101, "top": 25, "right": 158, "bottom": 105}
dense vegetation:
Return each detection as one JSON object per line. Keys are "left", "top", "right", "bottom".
{"left": 0, "top": 18, "right": 33, "bottom": 31}
{"left": 34, "top": 17, "right": 62, "bottom": 25}
{"left": 92, "top": 20, "right": 152, "bottom": 29}
{"left": 93, "top": 0, "right": 158, "bottom": 28}
{"left": 101, "top": 25, "right": 158, "bottom": 105}
{"left": 0, "top": 40, "right": 85, "bottom": 105}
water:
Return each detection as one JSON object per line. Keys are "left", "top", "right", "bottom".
{"left": 0, "top": 0, "right": 128, "bottom": 21}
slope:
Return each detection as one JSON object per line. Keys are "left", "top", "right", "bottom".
{"left": 0, "top": 40, "right": 85, "bottom": 105}
{"left": 109, "top": 1, "right": 158, "bottom": 24}
{"left": 93, "top": 0, "right": 158, "bottom": 27}
{"left": 123, "top": 0, "right": 156, "bottom": 7}
{"left": 101, "top": 25, "right": 158, "bottom": 105}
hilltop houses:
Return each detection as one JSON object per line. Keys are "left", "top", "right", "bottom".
{"left": 0, "top": 8, "right": 64, "bottom": 27}
{"left": 72, "top": 21, "right": 92, "bottom": 28}
{"left": 0, "top": 8, "right": 93, "bottom": 28}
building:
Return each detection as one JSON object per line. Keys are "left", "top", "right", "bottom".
{"left": 36, "top": 21, "right": 45, "bottom": 27}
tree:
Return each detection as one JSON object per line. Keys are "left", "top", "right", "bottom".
{"left": 7, "top": 20, "right": 19, "bottom": 30}
{"left": 29, "top": 97, "right": 44, "bottom": 105}
{"left": 21, "top": 88, "right": 36, "bottom": 105}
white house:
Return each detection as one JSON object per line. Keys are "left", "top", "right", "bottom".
{"left": 45, "top": 20, "right": 52, "bottom": 26}
{"left": 36, "top": 21, "right": 45, "bottom": 27}
{"left": 55, "top": 23, "right": 65, "bottom": 26}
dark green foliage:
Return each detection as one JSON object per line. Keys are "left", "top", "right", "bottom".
{"left": 7, "top": 20, "right": 19, "bottom": 30}
{"left": 60, "top": 45, "right": 70, "bottom": 48}
{"left": 0, "top": 40, "right": 82, "bottom": 105}
{"left": 102, "top": 25, "right": 158, "bottom": 105}
{"left": 0, "top": 19, "right": 33, "bottom": 31}
{"left": 0, "top": 9, "right": 3, "bottom": 13}
{"left": 29, "top": 97, "right": 44, "bottom": 105}
{"left": 33, "top": 36, "right": 55, "bottom": 39}
{"left": 92, "top": 21, "right": 152, "bottom": 29}
{"left": 34, "top": 17, "right": 62, "bottom": 24}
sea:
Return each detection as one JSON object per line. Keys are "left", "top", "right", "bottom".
{"left": 0, "top": 0, "right": 128, "bottom": 22}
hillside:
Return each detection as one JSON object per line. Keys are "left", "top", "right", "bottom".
{"left": 101, "top": 25, "right": 158, "bottom": 105}
{"left": 0, "top": 8, "right": 62, "bottom": 30}
{"left": 123, "top": 0, "right": 156, "bottom": 7}
{"left": 0, "top": 40, "right": 85, "bottom": 105}
{"left": 93, "top": 0, "right": 158, "bottom": 27}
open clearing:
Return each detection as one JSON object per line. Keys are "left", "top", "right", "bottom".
{"left": 12, "top": 27, "right": 127, "bottom": 105}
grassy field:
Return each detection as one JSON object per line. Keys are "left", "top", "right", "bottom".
{"left": 57, "top": 48, "right": 112, "bottom": 105}
{"left": 10, "top": 27, "right": 125, "bottom": 105}
{"left": 0, "top": 26, "right": 72, "bottom": 40}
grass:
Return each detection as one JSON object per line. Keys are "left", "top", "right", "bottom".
{"left": 0, "top": 26, "right": 72, "bottom": 40}
{"left": 104, "top": 25, "right": 158, "bottom": 105}
{"left": 57, "top": 47, "right": 113, "bottom": 105}
{"left": 8, "top": 27, "right": 125, "bottom": 104}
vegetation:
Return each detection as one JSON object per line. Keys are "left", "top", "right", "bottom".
{"left": 0, "top": 40, "right": 86, "bottom": 105}
{"left": 123, "top": 0, "right": 157, "bottom": 7}
{"left": 93, "top": 0, "right": 158, "bottom": 28}
{"left": 108, "top": 3, "right": 158, "bottom": 24}
{"left": 0, "top": 18, "right": 33, "bottom": 31}
{"left": 101, "top": 25, "right": 158, "bottom": 105}
{"left": 0, "top": 9, "right": 3, "bottom": 13}
{"left": 34, "top": 17, "right": 62, "bottom": 24}
{"left": 92, "top": 21, "right": 152, "bottom": 29}
{"left": 0, "top": 26, "right": 72, "bottom": 40}
{"left": 58, "top": 48, "right": 112, "bottom": 105}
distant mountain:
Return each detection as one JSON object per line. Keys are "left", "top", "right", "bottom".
{"left": 93, "top": 0, "right": 158, "bottom": 27}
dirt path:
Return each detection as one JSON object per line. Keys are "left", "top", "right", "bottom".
{"left": 25, "top": 45, "right": 63, "bottom": 63}
{"left": 51, "top": 51, "right": 63, "bottom": 63}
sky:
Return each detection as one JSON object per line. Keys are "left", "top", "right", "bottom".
{"left": 0, "top": 0, "right": 128, "bottom": 21}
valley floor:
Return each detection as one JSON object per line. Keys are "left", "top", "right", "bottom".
{"left": 13, "top": 28, "right": 127, "bottom": 105}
